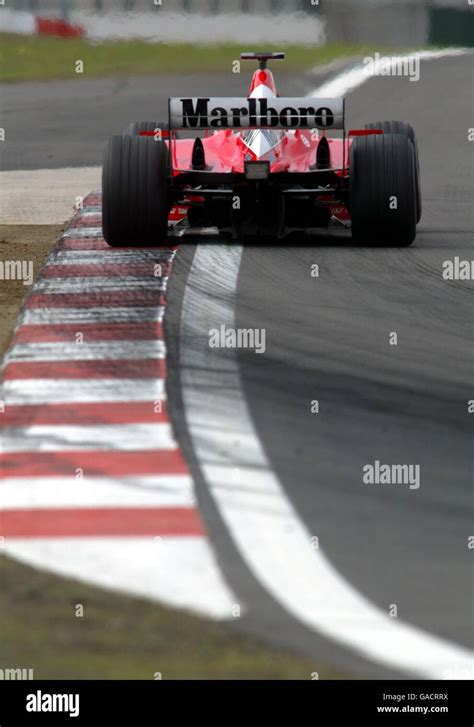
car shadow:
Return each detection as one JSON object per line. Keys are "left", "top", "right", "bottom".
{"left": 174, "top": 228, "right": 359, "bottom": 249}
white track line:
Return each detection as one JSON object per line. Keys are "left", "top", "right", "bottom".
{"left": 74, "top": 207, "right": 102, "bottom": 215}
{"left": 1, "top": 475, "right": 195, "bottom": 509}
{"left": 5, "top": 342, "right": 165, "bottom": 362}
{"left": 181, "top": 244, "right": 474, "bottom": 679}
{"left": 1, "top": 379, "right": 166, "bottom": 405}
{"left": 17, "top": 307, "right": 165, "bottom": 325}
{"left": 62, "top": 227, "right": 104, "bottom": 238}
{"left": 1, "top": 423, "right": 176, "bottom": 452}
{"left": 310, "top": 48, "right": 471, "bottom": 97}
{"left": 33, "top": 277, "right": 167, "bottom": 292}
{"left": 49, "top": 252, "right": 175, "bottom": 263}
{"left": 8, "top": 538, "right": 235, "bottom": 620}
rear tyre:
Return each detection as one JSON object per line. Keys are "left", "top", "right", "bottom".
{"left": 365, "top": 120, "right": 421, "bottom": 222}
{"left": 350, "top": 133, "right": 417, "bottom": 246}
{"left": 102, "top": 134, "right": 170, "bottom": 247}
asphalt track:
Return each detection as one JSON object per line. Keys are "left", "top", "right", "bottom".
{"left": 168, "top": 53, "right": 473, "bottom": 676}
{"left": 1, "top": 55, "right": 473, "bottom": 677}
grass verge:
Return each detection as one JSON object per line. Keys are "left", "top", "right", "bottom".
{"left": 0, "top": 225, "right": 64, "bottom": 355}
{"left": 0, "top": 34, "right": 384, "bottom": 82}
{"left": 0, "top": 225, "right": 346, "bottom": 679}
{"left": 0, "top": 556, "right": 346, "bottom": 679}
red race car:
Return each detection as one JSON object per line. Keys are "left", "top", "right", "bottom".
{"left": 102, "top": 51, "right": 421, "bottom": 246}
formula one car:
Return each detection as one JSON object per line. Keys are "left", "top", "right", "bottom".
{"left": 102, "top": 51, "right": 421, "bottom": 246}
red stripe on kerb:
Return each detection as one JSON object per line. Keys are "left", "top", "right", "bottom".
{"left": 0, "top": 402, "right": 168, "bottom": 426}
{"left": 2, "top": 359, "right": 166, "bottom": 380}
{"left": 83, "top": 194, "right": 102, "bottom": 206}
{"left": 0, "top": 507, "right": 205, "bottom": 538}
{"left": 68, "top": 217, "right": 102, "bottom": 228}
{"left": 14, "top": 322, "right": 163, "bottom": 343}
{"left": 56, "top": 239, "right": 110, "bottom": 251}
{"left": 1, "top": 450, "right": 188, "bottom": 478}
{"left": 42, "top": 264, "right": 172, "bottom": 278}
{"left": 25, "top": 291, "right": 167, "bottom": 308}
{"left": 58, "top": 239, "right": 178, "bottom": 251}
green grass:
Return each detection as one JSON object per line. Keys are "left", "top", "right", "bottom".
{"left": 0, "top": 33, "right": 385, "bottom": 82}
{"left": 0, "top": 556, "right": 349, "bottom": 679}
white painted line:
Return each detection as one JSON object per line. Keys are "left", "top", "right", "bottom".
{"left": 17, "top": 307, "right": 165, "bottom": 325}
{"left": 5, "top": 537, "right": 236, "bottom": 620}
{"left": 0, "top": 423, "right": 175, "bottom": 452}
{"left": 1, "top": 379, "right": 166, "bottom": 405}
{"left": 49, "top": 252, "right": 175, "bottom": 264}
{"left": 62, "top": 227, "right": 104, "bottom": 238}
{"left": 74, "top": 207, "right": 102, "bottom": 216}
{"left": 5, "top": 341, "right": 165, "bottom": 362}
{"left": 0, "top": 475, "right": 195, "bottom": 509}
{"left": 180, "top": 244, "right": 474, "bottom": 679}
{"left": 310, "top": 48, "right": 472, "bottom": 97}
{"left": 33, "top": 277, "right": 168, "bottom": 292}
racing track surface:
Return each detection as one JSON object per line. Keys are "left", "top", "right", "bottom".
{"left": 165, "top": 53, "right": 474, "bottom": 676}
{"left": 1, "top": 56, "right": 473, "bottom": 677}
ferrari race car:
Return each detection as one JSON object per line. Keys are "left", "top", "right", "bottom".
{"left": 102, "top": 51, "right": 421, "bottom": 246}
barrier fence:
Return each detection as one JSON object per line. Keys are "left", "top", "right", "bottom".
{"left": 5, "top": 0, "right": 474, "bottom": 46}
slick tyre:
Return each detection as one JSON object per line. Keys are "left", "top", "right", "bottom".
{"left": 102, "top": 134, "right": 170, "bottom": 247}
{"left": 365, "top": 120, "right": 421, "bottom": 222}
{"left": 350, "top": 133, "right": 417, "bottom": 247}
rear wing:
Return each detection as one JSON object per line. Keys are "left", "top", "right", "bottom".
{"left": 168, "top": 97, "right": 345, "bottom": 131}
